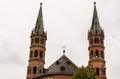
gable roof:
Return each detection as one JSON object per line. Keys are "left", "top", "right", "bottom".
{"left": 37, "top": 55, "right": 78, "bottom": 78}
{"left": 47, "top": 55, "right": 78, "bottom": 74}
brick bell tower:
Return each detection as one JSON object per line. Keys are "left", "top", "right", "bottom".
{"left": 26, "top": 3, "right": 47, "bottom": 79}
{"left": 88, "top": 2, "right": 107, "bottom": 79}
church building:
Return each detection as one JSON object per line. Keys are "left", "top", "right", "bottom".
{"left": 26, "top": 2, "right": 107, "bottom": 79}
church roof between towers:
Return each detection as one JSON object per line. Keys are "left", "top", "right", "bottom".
{"left": 37, "top": 55, "right": 78, "bottom": 77}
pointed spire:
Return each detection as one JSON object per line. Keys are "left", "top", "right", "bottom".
{"left": 90, "top": 2, "right": 102, "bottom": 34}
{"left": 34, "top": 3, "right": 44, "bottom": 35}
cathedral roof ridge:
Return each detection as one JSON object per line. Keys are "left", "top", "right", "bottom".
{"left": 36, "top": 54, "right": 78, "bottom": 78}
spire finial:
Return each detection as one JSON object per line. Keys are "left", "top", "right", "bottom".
{"left": 62, "top": 46, "right": 66, "bottom": 55}
{"left": 94, "top": 2, "right": 96, "bottom": 5}
{"left": 40, "top": 3, "right": 43, "bottom": 6}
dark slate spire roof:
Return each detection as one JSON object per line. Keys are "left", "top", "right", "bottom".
{"left": 90, "top": 2, "right": 102, "bottom": 34}
{"left": 38, "top": 55, "right": 78, "bottom": 77}
{"left": 32, "top": 3, "right": 44, "bottom": 35}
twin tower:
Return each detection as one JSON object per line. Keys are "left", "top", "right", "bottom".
{"left": 26, "top": 2, "right": 107, "bottom": 79}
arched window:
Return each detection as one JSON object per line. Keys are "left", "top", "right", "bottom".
{"left": 35, "top": 38, "right": 39, "bottom": 44}
{"left": 97, "top": 38, "right": 99, "bottom": 43}
{"left": 95, "top": 38, "right": 97, "bottom": 43}
{"left": 96, "top": 30, "right": 97, "bottom": 34}
{"left": 33, "top": 66, "right": 37, "bottom": 74}
{"left": 40, "top": 69, "right": 42, "bottom": 74}
{"left": 34, "top": 50, "right": 38, "bottom": 57}
{"left": 27, "top": 69, "right": 29, "bottom": 74}
{"left": 95, "top": 37, "right": 99, "bottom": 44}
{"left": 30, "top": 51, "right": 33, "bottom": 58}
{"left": 96, "top": 68, "right": 99, "bottom": 75}
{"left": 40, "top": 51, "right": 43, "bottom": 58}
{"left": 35, "top": 38, "right": 37, "bottom": 43}
{"left": 96, "top": 50, "right": 99, "bottom": 58}
{"left": 43, "top": 69, "right": 45, "bottom": 73}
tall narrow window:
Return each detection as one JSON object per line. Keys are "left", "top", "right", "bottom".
{"left": 95, "top": 37, "right": 99, "bottom": 44}
{"left": 34, "top": 50, "right": 38, "bottom": 57}
{"left": 95, "top": 38, "right": 97, "bottom": 43}
{"left": 35, "top": 38, "right": 39, "bottom": 44}
{"left": 96, "top": 30, "right": 97, "bottom": 34}
{"left": 40, "top": 69, "right": 42, "bottom": 74}
{"left": 35, "top": 38, "right": 37, "bottom": 43}
{"left": 97, "top": 38, "right": 99, "bottom": 43}
{"left": 40, "top": 51, "right": 43, "bottom": 58}
{"left": 43, "top": 69, "right": 45, "bottom": 73}
{"left": 96, "top": 50, "right": 99, "bottom": 58}
{"left": 27, "top": 69, "right": 29, "bottom": 74}
{"left": 96, "top": 68, "right": 99, "bottom": 75}
{"left": 33, "top": 66, "right": 37, "bottom": 74}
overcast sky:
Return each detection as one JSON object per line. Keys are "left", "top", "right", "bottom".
{"left": 0, "top": 0, "right": 120, "bottom": 79}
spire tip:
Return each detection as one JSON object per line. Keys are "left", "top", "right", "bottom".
{"left": 63, "top": 49, "right": 65, "bottom": 55}
{"left": 62, "top": 46, "right": 66, "bottom": 55}
{"left": 40, "top": 3, "right": 43, "bottom": 6}
{"left": 94, "top": 2, "right": 96, "bottom": 5}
